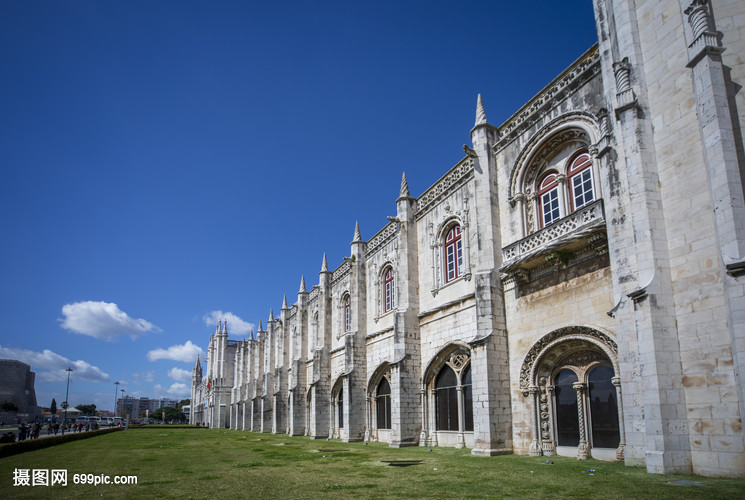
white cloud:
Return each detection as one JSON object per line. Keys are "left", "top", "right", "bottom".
{"left": 147, "top": 341, "right": 203, "bottom": 363}
{"left": 153, "top": 382, "right": 190, "bottom": 398}
{"left": 202, "top": 310, "right": 254, "bottom": 336}
{"left": 0, "top": 345, "right": 109, "bottom": 383}
{"left": 60, "top": 301, "right": 161, "bottom": 341}
{"left": 168, "top": 367, "right": 191, "bottom": 382}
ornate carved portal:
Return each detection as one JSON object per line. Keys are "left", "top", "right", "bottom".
{"left": 521, "top": 327, "right": 623, "bottom": 461}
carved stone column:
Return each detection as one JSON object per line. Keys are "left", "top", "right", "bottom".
{"left": 513, "top": 193, "right": 527, "bottom": 238}
{"left": 573, "top": 382, "right": 589, "bottom": 460}
{"left": 456, "top": 385, "right": 465, "bottom": 449}
{"left": 528, "top": 386, "right": 542, "bottom": 456}
{"left": 542, "top": 385, "right": 555, "bottom": 456}
{"left": 419, "top": 389, "right": 428, "bottom": 446}
{"left": 556, "top": 174, "right": 568, "bottom": 218}
{"left": 612, "top": 377, "right": 626, "bottom": 461}
{"left": 364, "top": 396, "right": 371, "bottom": 442}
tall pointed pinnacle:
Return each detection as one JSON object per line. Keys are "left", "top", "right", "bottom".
{"left": 299, "top": 275, "right": 307, "bottom": 293}
{"left": 269, "top": 308, "right": 274, "bottom": 321}
{"left": 321, "top": 253, "right": 329, "bottom": 272}
{"left": 400, "top": 172, "right": 410, "bottom": 198}
{"left": 475, "top": 93, "right": 487, "bottom": 126}
{"left": 353, "top": 221, "right": 362, "bottom": 242}
{"left": 259, "top": 320, "right": 263, "bottom": 331}
{"left": 194, "top": 355, "right": 201, "bottom": 370}
{"left": 217, "top": 320, "right": 222, "bottom": 334}
{"left": 282, "top": 294, "right": 288, "bottom": 309}
{"left": 223, "top": 320, "right": 228, "bottom": 334}
{"left": 250, "top": 328, "right": 254, "bottom": 340}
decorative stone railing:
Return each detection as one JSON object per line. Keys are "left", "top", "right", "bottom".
{"left": 501, "top": 199, "right": 605, "bottom": 268}
{"left": 331, "top": 260, "right": 351, "bottom": 285}
{"left": 415, "top": 157, "right": 474, "bottom": 218}
{"left": 365, "top": 221, "right": 398, "bottom": 257}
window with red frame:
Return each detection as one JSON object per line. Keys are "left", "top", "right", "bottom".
{"left": 537, "top": 172, "right": 561, "bottom": 228}
{"left": 445, "top": 225, "right": 462, "bottom": 283}
{"left": 568, "top": 152, "right": 594, "bottom": 211}
{"left": 384, "top": 268, "right": 395, "bottom": 312}
{"left": 344, "top": 295, "right": 351, "bottom": 332}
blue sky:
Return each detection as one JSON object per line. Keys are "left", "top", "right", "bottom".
{"left": 0, "top": 1, "right": 597, "bottom": 412}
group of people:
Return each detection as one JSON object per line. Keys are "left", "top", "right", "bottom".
{"left": 12, "top": 419, "right": 102, "bottom": 441}
{"left": 17, "top": 422, "right": 43, "bottom": 440}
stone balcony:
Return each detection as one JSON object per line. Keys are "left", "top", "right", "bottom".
{"left": 500, "top": 199, "right": 607, "bottom": 285}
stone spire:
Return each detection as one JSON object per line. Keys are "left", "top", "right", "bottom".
{"left": 475, "top": 93, "right": 487, "bottom": 126}
{"left": 400, "top": 172, "right": 410, "bottom": 198}
{"left": 216, "top": 320, "right": 221, "bottom": 334}
{"left": 299, "top": 275, "right": 306, "bottom": 293}
{"left": 353, "top": 221, "right": 362, "bottom": 242}
{"left": 259, "top": 320, "right": 263, "bottom": 331}
{"left": 223, "top": 320, "right": 228, "bottom": 334}
{"left": 321, "top": 253, "right": 329, "bottom": 272}
{"left": 282, "top": 294, "right": 288, "bottom": 309}
{"left": 269, "top": 308, "right": 274, "bottom": 321}
{"left": 193, "top": 355, "right": 201, "bottom": 371}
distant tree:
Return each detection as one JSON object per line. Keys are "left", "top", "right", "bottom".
{"left": 154, "top": 406, "right": 186, "bottom": 423}
{"left": 75, "top": 404, "right": 97, "bottom": 416}
{"left": 0, "top": 401, "right": 18, "bottom": 412}
{"left": 50, "top": 398, "right": 57, "bottom": 415}
{"left": 178, "top": 399, "right": 190, "bottom": 409}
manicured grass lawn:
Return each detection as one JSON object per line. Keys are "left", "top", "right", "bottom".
{"left": 1, "top": 427, "right": 744, "bottom": 499}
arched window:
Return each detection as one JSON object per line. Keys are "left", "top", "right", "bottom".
{"left": 376, "top": 378, "right": 391, "bottom": 429}
{"left": 588, "top": 365, "right": 619, "bottom": 448}
{"left": 383, "top": 268, "right": 395, "bottom": 313}
{"left": 337, "top": 388, "right": 344, "bottom": 429}
{"left": 344, "top": 295, "right": 351, "bottom": 332}
{"left": 445, "top": 225, "right": 463, "bottom": 283}
{"left": 568, "top": 152, "right": 594, "bottom": 211}
{"left": 537, "top": 172, "right": 561, "bottom": 228}
{"left": 435, "top": 366, "right": 458, "bottom": 431}
{"left": 462, "top": 365, "right": 473, "bottom": 432}
{"left": 554, "top": 369, "right": 579, "bottom": 446}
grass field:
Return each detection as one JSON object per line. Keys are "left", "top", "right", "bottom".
{"left": 1, "top": 427, "right": 744, "bottom": 499}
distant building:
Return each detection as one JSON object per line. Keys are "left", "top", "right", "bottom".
{"left": 0, "top": 360, "right": 41, "bottom": 423}
{"left": 116, "top": 396, "right": 179, "bottom": 417}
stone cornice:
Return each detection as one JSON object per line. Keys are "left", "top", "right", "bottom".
{"left": 494, "top": 44, "right": 600, "bottom": 150}
{"left": 415, "top": 157, "right": 474, "bottom": 219}
{"left": 365, "top": 221, "right": 398, "bottom": 258}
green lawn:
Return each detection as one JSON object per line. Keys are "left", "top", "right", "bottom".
{"left": 1, "top": 427, "right": 743, "bottom": 499}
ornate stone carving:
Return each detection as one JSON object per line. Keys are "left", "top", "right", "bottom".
{"left": 365, "top": 221, "right": 398, "bottom": 257}
{"left": 613, "top": 57, "right": 637, "bottom": 114}
{"left": 416, "top": 158, "right": 474, "bottom": 218}
{"left": 501, "top": 199, "right": 605, "bottom": 266}
{"left": 518, "top": 326, "right": 618, "bottom": 392}
{"left": 497, "top": 45, "right": 600, "bottom": 141}
{"left": 331, "top": 260, "right": 351, "bottom": 285}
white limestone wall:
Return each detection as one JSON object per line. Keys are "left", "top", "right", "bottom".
{"left": 416, "top": 179, "right": 476, "bottom": 315}
{"left": 505, "top": 267, "right": 615, "bottom": 454}
{"left": 631, "top": 0, "right": 745, "bottom": 476}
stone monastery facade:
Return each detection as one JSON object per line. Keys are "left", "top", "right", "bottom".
{"left": 192, "top": 0, "right": 745, "bottom": 477}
